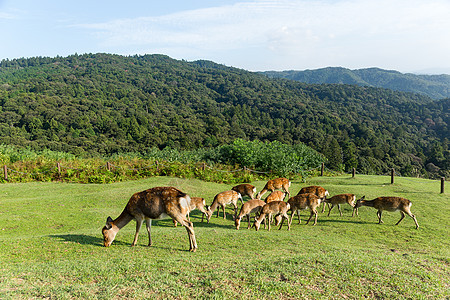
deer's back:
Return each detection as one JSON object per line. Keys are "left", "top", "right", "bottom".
{"left": 372, "top": 197, "right": 411, "bottom": 211}
{"left": 126, "top": 187, "right": 189, "bottom": 219}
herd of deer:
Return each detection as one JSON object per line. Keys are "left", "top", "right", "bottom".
{"left": 102, "top": 177, "right": 420, "bottom": 252}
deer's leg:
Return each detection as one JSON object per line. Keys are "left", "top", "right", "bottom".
{"left": 282, "top": 212, "right": 291, "bottom": 230}
{"left": 257, "top": 189, "right": 268, "bottom": 199}
{"left": 306, "top": 208, "right": 318, "bottom": 225}
{"left": 337, "top": 204, "right": 343, "bottom": 217}
{"left": 132, "top": 217, "right": 144, "bottom": 247}
{"left": 222, "top": 205, "right": 226, "bottom": 219}
{"left": 408, "top": 212, "right": 419, "bottom": 229}
{"left": 290, "top": 210, "right": 296, "bottom": 225}
{"left": 327, "top": 204, "right": 334, "bottom": 216}
{"left": 172, "top": 214, "right": 197, "bottom": 252}
{"left": 267, "top": 213, "right": 272, "bottom": 231}
{"left": 145, "top": 218, "right": 152, "bottom": 246}
{"left": 396, "top": 211, "right": 406, "bottom": 226}
{"left": 352, "top": 206, "right": 358, "bottom": 217}
{"left": 247, "top": 215, "right": 251, "bottom": 229}
{"left": 278, "top": 214, "right": 285, "bottom": 230}
{"left": 377, "top": 210, "right": 383, "bottom": 224}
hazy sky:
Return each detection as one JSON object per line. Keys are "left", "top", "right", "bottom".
{"left": 1, "top": 0, "right": 450, "bottom": 73}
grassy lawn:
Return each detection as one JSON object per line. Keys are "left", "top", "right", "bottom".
{"left": 0, "top": 175, "right": 449, "bottom": 299}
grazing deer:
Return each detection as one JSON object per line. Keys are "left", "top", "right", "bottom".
{"left": 287, "top": 193, "right": 321, "bottom": 225}
{"left": 235, "top": 199, "right": 266, "bottom": 230}
{"left": 265, "top": 191, "right": 286, "bottom": 203}
{"left": 232, "top": 184, "right": 256, "bottom": 200}
{"left": 324, "top": 193, "right": 359, "bottom": 217}
{"left": 264, "top": 190, "right": 286, "bottom": 224}
{"left": 253, "top": 201, "right": 291, "bottom": 231}
{"left": 173, "top": 197, "right": 208, "bottom": 227}
{"left": 205, "top": 190, "right": 242, "bottom": 222}
{"left": 102, "top": 186, "right": 198, "bottom": 252}
{"left": 354, "top": 196, "right": 419, "bottom": 229}
{"left": 297, "top": 185, "right": 329, "bottom": 213}
{"left": 256, "top": 177, "right": 291, "bottom": 200}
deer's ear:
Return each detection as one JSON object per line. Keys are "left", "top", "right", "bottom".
{"left": 105, "top": 216, "right": 113, "bottom": 229}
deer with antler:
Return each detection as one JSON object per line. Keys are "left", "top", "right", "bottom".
{"left": 102, "top": 186, "right": 198, "bottom": 252}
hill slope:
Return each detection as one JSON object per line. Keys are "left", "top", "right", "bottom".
{"left": 261, "top": 67, "right": 450, "bottom": 100}
{"left": 0, "top": 54, "right": 448, "bottom": 178}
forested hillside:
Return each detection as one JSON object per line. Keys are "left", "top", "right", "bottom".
{"left": 0, "top": 53, "right": 448, "bottom": 178}
{"left": 262, "top": 67, "right": 450, "bottom": 100}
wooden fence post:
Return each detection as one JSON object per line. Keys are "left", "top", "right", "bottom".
{"left": 321, "top": 163, "right": 324, "bottom": 176}
{"left": 57, "top": 162, "right": 61, "bottom": 178}
{"left": 3, "top": 165, "right": 7, "bottom": 181}
{"left": 352, "top": 168, "right": 356, "bottom": 178}
{"left": 391, "top": 168, "right": 395, "bottom": 184}
{"left": 441, "top": 177, "right": 445, "bottom": 194}
{"left": 155, "top": 160, "right": 159, "bottom": 172}
{"left": 106, "top": 162, "right": 111, "bottom": 171}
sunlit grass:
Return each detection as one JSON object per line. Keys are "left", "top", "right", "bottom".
{"left": 0, "top": 175, "right": 448, "bottom": 299}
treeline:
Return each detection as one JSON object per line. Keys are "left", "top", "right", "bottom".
{"left": 0, "top": 53, "right": 448, "bottom": 179}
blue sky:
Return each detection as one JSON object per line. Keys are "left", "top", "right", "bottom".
{"left": 1, "top": 0, "right": 450, "bottom": 73}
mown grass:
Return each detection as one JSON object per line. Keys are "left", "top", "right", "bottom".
{"left": 0, "top": 175, "right": 449, "bottom": 299}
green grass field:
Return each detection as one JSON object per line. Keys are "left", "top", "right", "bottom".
{"left": 1, "top": 175, "right": 449, "bottom": 299}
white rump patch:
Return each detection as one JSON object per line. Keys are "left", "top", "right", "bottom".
{"left": 179, "top": 195, "right": 191, "bottom": 210}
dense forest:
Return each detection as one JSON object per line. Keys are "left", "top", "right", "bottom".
{"left": 261, "top": 67, "right": 450, "bottom": 100}
{"left": 0, "top": 53, "right": 448, "bottom": 178}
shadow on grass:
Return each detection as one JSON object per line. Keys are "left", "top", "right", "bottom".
{"left": 51, "top": 234, "right": 198, "bottom": 252}
{"left": 52, "top": 234, "right": 106, "bottom": 247}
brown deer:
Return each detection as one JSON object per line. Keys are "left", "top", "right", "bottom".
{"left": 235, "top": 199, "right": 266, "bottom": 230}
{"left": 205, "top": 190, "right": 242, "bottom": 222}
{"left": 256, "top": 177, "right": 291, "bottom": 200}
{"left": 287, "top": 193, "right": 321, "bottom": 225}
{"left": 102, "top": 186, "right": 198, "bottom": 252}
{"left": 323, "top": 193, "right": 360, "bottom": 217}
{"left": 354, "top": 196, "right": 419, "bottom": 229}
{"left": 253, "top": 201, "right": 291, "bottom": 231}
{"left": 297, "top": 185, "right": 329, "bottom": 213}
{"left": 265, "top": 191, "right": 286, "bottom": 203}
{"left": 264, "top": 191, "right": 286, "bottom": 224}
{"left": 173, "top": 197, "right": 208, "bottom": 227}
{"left": 232, "top": 183, "right": 256, "bottom": 200}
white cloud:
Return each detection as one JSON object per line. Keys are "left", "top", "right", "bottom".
{"left": 74, "top": 0, "right": 450, "bottom": 71}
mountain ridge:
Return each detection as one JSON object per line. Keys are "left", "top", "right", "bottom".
{"left": 261, "top": 67, "right": 450, "bottom": 99}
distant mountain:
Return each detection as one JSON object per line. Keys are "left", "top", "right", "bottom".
{"left": 0, "top": 54, "right": 448, "bottom": 178}
{"left": 261, "top": 67, "right": 450, "bottom": 100}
